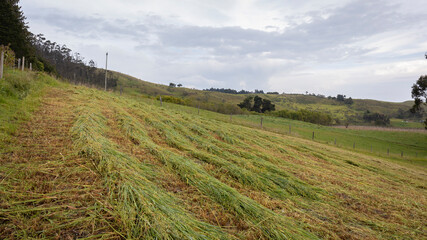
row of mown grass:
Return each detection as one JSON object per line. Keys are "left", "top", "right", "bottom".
{"left": 133, "top": 97, "right": 426, "bottom": 164}
{"left": 109, "top": 102, "right": 318, "bottom": 239}
{"left": 0, "top": 69, "right": 121, "bottom": 238}
{"left": 2, "top": 69, "right": 426, "bottom": 239}
{"left": 71, "top": 93, "right": 231, "bottom": 239}
{"left": 68, "top": 88, "right": 426, "bottom": 239}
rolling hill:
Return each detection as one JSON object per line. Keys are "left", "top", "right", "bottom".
{"left": 111, "top": 71, "right": 423, "bottom": 126}
{"left": 1, "top": 68, "right": 426, "bottom": 239}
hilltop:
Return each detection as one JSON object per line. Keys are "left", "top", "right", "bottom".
{"left": 1, "top": 68, "right": 426, "bottom": 239}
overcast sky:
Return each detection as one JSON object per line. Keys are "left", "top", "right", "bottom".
{"left": 20, "top": 0, "right": 427, "bottom": 102}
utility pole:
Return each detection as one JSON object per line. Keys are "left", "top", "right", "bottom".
{"left": 105, "top": 52, "right": 108, "bottom": 91}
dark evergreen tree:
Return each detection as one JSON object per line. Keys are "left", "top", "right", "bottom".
{"left": 0, "top": 0, "right": 33, "bottom": 58}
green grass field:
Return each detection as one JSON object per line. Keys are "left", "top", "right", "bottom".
{"left": 390, "top": 118, "right": 425, "bottom": 129}
{"left": 133, "top": 97, "right": 427, "bottom": 164}
{"left": 112, "top": 71, "right": 423, "bottom": 124}
{"left": 1, "top": 69, "right": 426, "bottom": 239}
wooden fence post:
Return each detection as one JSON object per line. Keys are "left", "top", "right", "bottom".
{"left": 260, "top": 117, "right": 263, "bottom": 128}
{"left": 18, "top": 58, "right": 21, "bottom": 70}
{"left": 0, "top": 51, "right": 4, "bottom": 79}
{"left": 29, "top": 62, "right": 32, "bottom": 71}
{"left": 289, "top": 124, "right": 291, "bottom": 134}
{"left": 21, "top": 56, "right": 25, "bottom": 71}
{"left": 104, "top": 52, "right": 108, "bottom": 91}
{"left": 160, "top": 96, "right": 163, "bottom": 107}
{"left": 312, "top": 132, "right": 314, "bottom": 140}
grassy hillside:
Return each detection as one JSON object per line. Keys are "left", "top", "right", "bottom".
{"left": 111, "top": 71, "right": 423, "bottom": 125}
{"left": 0, "top": 69, "right": 58, "bottom": 152}
{"left": 150, "top": 101, "right": 426, "bottom": 163}
{"left": 1, "top": 69, "right": 426, "bottom": 239}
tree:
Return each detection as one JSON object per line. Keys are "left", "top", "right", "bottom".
{"left": 337, "top": 94, "right": 345, "bottom": 102}
{"left": 169, "top": 83, "right": 176, "bottom": 87}
{"left": 261, "top": 99, "right": 275, "bottom": 112}
{"left": 411, "top": 75, "right": 427, "bottom": 129}
{"left": 237, "top": 95, "right": 276, "bottom": 113}
{"left": 363, "top": 111, "right": 390, "bottom": 126}
{"left": 251, "top": 96, "right": 263, "bottom": 112}
{"left": 237, "top": 96, "right": 253, "bottom": 110}
{"left": 0, "top": 0, "right": 34, "bottom": 58}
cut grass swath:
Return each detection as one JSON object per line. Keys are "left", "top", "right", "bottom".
{"left": 126, "top": 106, "right": 319, "bottom": 200}
{"left": 113, "top": 106, "right": 319, "bottom": 240}
{"left": 71, "top": 99, "right": 230, "bottom": 240}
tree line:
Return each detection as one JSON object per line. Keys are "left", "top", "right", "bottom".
{"left": 0, "top": 0, "right": 117, "bottom": 89}
{"left": 32, "top": 34, "right": 118, "bottom": 88}
{"left": 204, "top": 88, "right": 264, "bottom": 94}
{"left": 237, "top": 96, "right": 275, "bottom": 113}
{"left": 363, "top": 111, "right": 390, "bottom": 126}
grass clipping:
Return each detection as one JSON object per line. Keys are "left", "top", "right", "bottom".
{"left": 71, "top": 101, "right": 229, "bottom": 240}
{"left": 115, "top": 106, "right": 319, "bottom": 240}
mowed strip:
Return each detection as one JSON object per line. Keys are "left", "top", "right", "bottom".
{"left": 0, "top": 87, "right": 120, "bottom": 239}
{"left": 102, "top": 105, "right": 249, "bottom": 238}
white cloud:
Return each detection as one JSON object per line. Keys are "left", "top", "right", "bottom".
{"left": 19, "top": 0, "right": 427, "bottom": 101}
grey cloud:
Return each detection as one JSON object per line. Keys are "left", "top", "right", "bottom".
{"left": 21, "top": 0, "right": 427, "bottom": 100}
{"left": 140, "top": 0, "right": 426, "bottom": 62}
{"left": 31, "top": 0, "right": 424, "bottom": 63}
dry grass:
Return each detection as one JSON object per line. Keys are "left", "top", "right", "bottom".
{"left": 110, "top": 94, "right": 426, "bottom": 240}
{"left": 0, "top": 87, "right": 120, "bottom": 239}
{"left": 1, "top": 71, "right": 426, "bottom": 239}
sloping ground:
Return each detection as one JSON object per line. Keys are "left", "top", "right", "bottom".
{"left": 0, "top": 87, "right": 121, "bottom": 238}
{"left": 70, "top": 87, "right": 425, "bottom": 239}
{"left": 1, "top": 72, "right": 426, "bottom": 239}
{"left": 112, "top": 70, "right": 418, "bottom": 122}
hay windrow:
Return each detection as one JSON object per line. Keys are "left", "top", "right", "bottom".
{"left": 112, "top": 105, "right": 319, "bottom": 240}
{"left": 71, "top": 99, "right": 230, "bottom": 240}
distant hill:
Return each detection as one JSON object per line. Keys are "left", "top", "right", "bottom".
{"left": 111, "top": 71, "right": 423, "bottom": 125}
